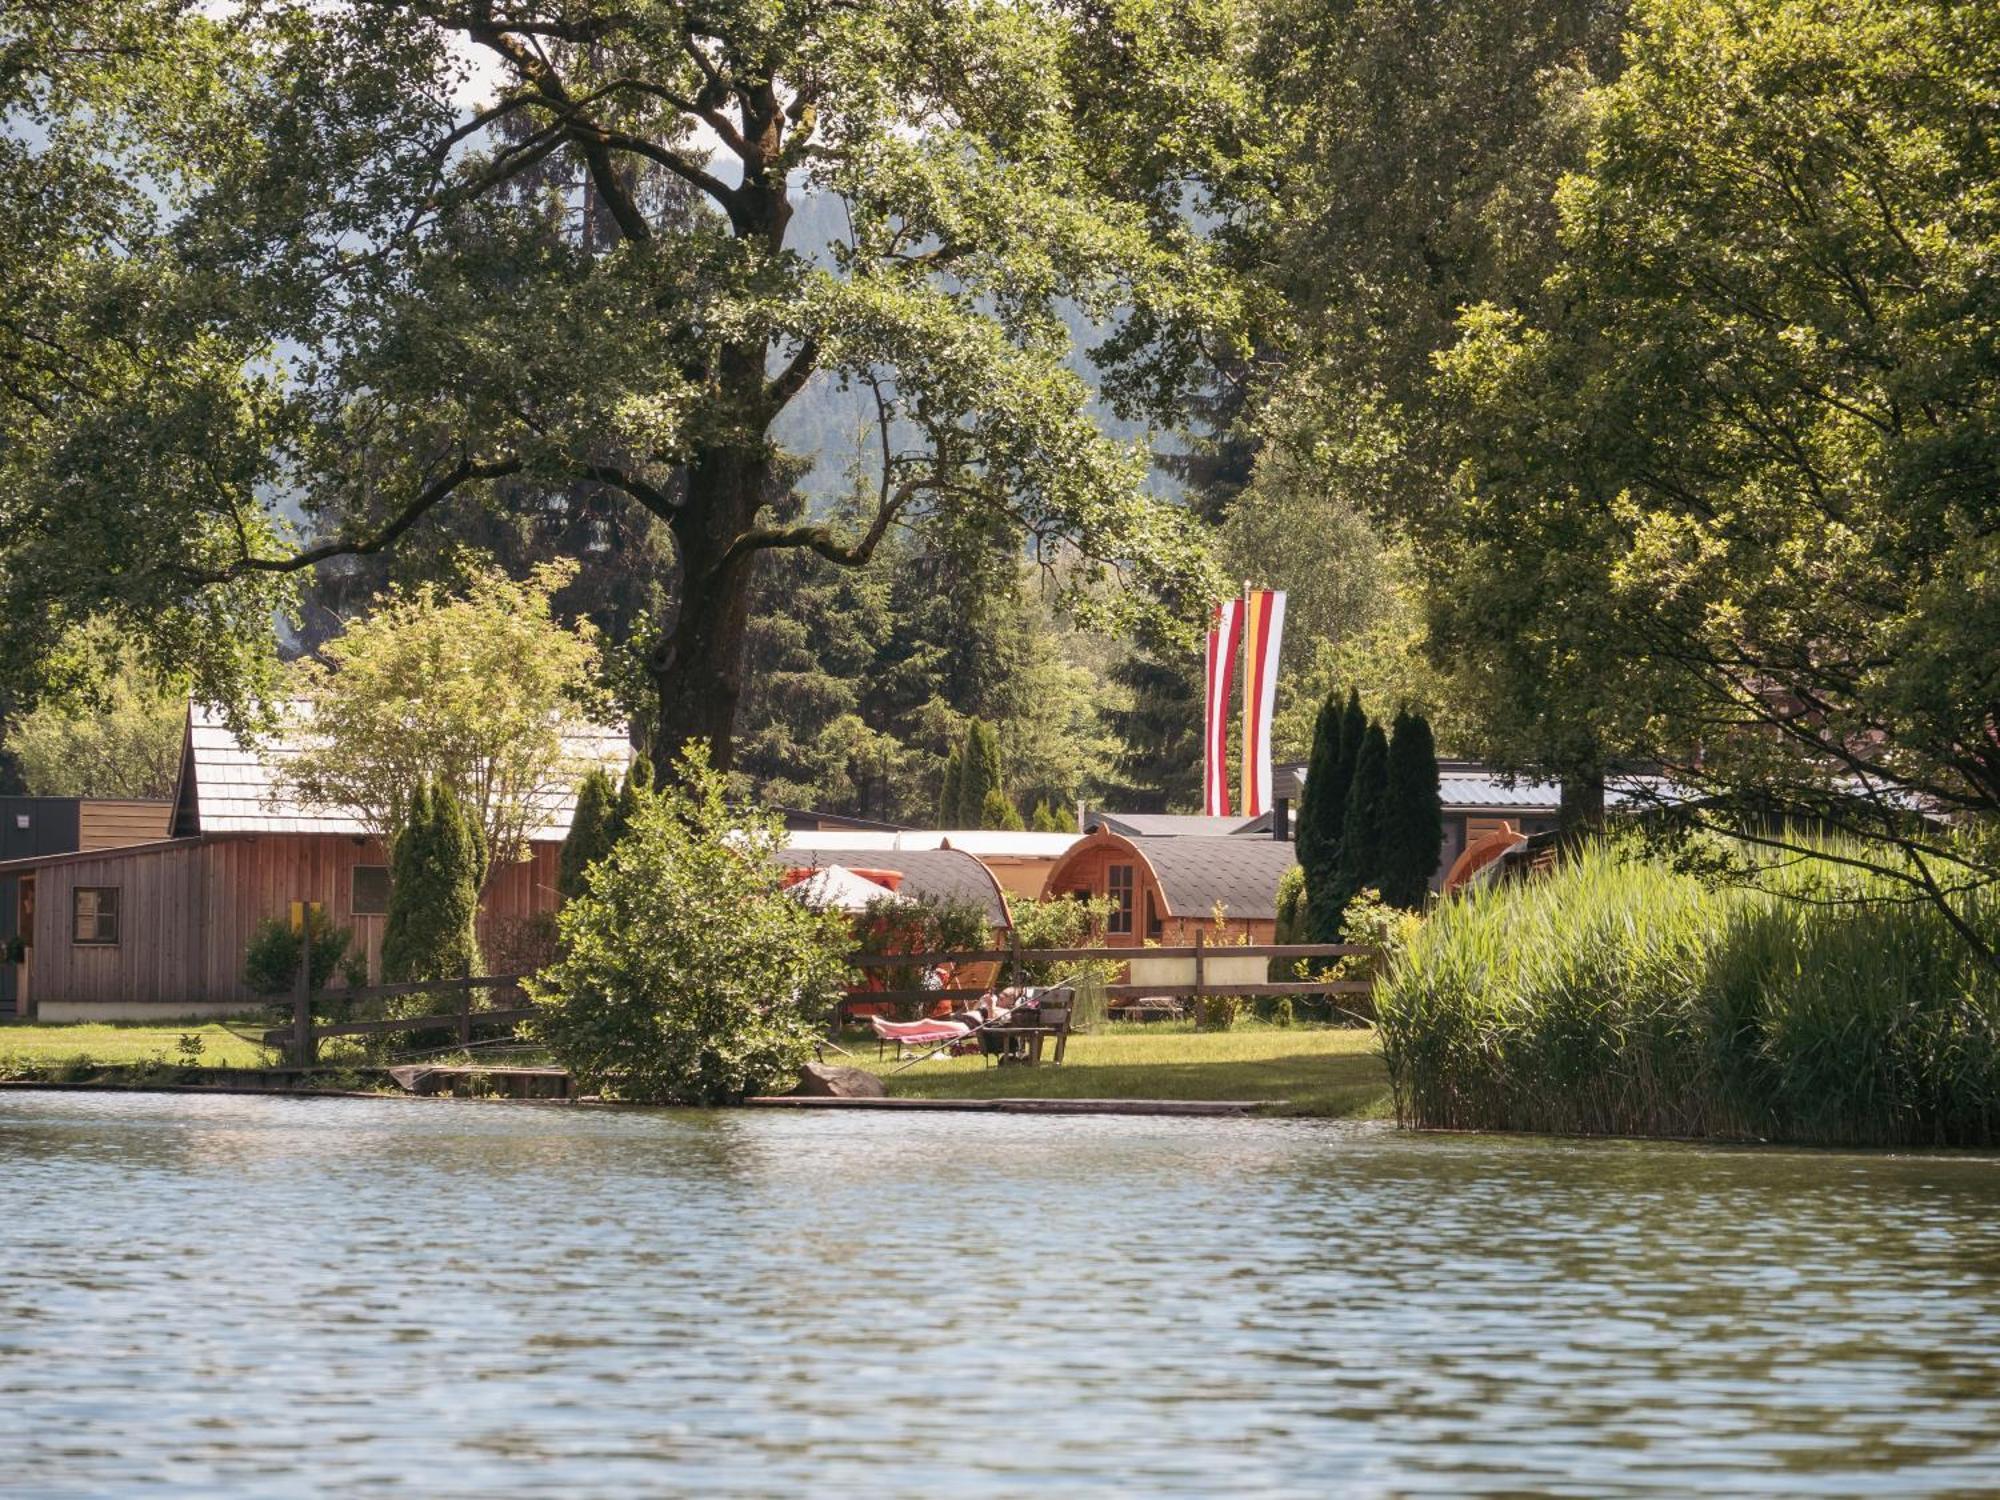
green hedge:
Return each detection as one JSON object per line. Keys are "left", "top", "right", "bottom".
{"left": 1376, "top": 841, "right": 2000, "bottom": 1146}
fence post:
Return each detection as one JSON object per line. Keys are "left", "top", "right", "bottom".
{"left": 459, "top": 980, "right": 473, "bottom": 1051}
{"left": 1009, "top": 926, "right": 1022, "bottom": 995}
{"left": 1193, "top": 928, "right": 1204, "bottom": 999}
{"left": 291, "top": 902, "right": 316, "bottom": 1069}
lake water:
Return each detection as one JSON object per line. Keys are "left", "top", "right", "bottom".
{"left": 2, "top": 1093, "right": 1998, "bottom": 1497}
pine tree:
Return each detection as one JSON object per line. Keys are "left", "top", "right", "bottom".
{"left": 382, "top": 780, "right": 483, "bottom": 983}
{"left": 558, "top": 768, "right": 617, "bottom": 902}
{"left": 1098, "top": 647, "right": 1203, "bottom": 812}
{"left": 958, "top": 719, "right": 1004, "bottom": 826}
{"left": 1030, "top": 798, "right": 1070, "bottom": 833}
{"left": 1379, "top": 711, "right": 1444, "bottom": 909}
{"left": 980, "top": 787, "right": 1025, "bottom": 830}
{"left": 937, "top": 745, "right": 964, "bottom": 828}
{"left": 1328, "top": 721, "right": 1390, "bottom": 928}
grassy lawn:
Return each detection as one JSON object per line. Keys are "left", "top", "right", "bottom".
{"left": 842, "top": 1021, "right": 1392, "bottom": 1118}
{"left": 0, "top": 1021, "right": 272, "bottom": 1074}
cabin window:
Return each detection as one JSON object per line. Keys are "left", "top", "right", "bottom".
{"left": 73, "top": 887, "right": 120, "bottom": 945}
{"left": 350, "top": 865, "right": 391, "bottom": 916}
{"left": 1107, "top": 864, "right": 1135, "bottom": 934}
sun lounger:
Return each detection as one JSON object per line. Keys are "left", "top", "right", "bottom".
{"left": 868, "top": 1015, "right": 972, "bottom": 1059}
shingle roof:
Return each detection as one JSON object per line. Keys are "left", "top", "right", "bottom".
{"left": 174, "top": 703, "right": 630, "bottom": 840}
{"left": 774, "top": 844, "right": 1012, "bottom": 928}
{"left": 1132, "top": 835, "right": 1298, "bottom": 922}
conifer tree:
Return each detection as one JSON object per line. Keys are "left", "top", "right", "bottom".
{"left": 382, "top": 780, "right": 483, "bottom": 984}
{"left": 958, "top": 720, "right": 1004, "bottom": 826}
{"left": 1379, "top": 711, "right": 1443, "bottom": 909}
{"left": 937, "top": 746, "right": 964, "bottom": 828}
{"left": 605, "top": 755, "right": 654, "bottom": 846}
{"left": 1030, "top": 798, "right": 1071, "bottom": 833}
{"left": 1295, "top": 689, "right": 1344, "bottom": 883}
{"left": 1330, "top": 721, "right": 1391, "bottom": 924}
{"left": 981, "top": 787, "right": 1026, "bottom": 830}
{"left": 558, "top": 768, "right": 617, "bottom": 902}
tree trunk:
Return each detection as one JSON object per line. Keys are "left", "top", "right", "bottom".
{"left": 1557, "top": 765, "right": 1606, "bottom": 841}
{"left": 649, "top": 445, "right": 770, "bottom": 773}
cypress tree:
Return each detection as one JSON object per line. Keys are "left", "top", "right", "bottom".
{"left": 1295, "top": 689, "right": 1344, "bottom": 886}
{"left": 605, "top": 754, "right": 654, "bottom": 845}
{"left": 958, "top": 720, "right": 1004, "bottom": 826}
{"left": 1333, "top": 688, "right": 1366, "bottom": 841}
{"left": 558, "top": 768, "right": 617, "bottom": 901}
{"left": 937, "top": 746, "right": 964, "bottom": 828}
{"left": 1379, "top": 711, "right": 1444, "bottom": 909}
{"left": 382, "top": 781, "right": 483, "bottom": 983}
{"left": 1030, "top": 798, "right": 1070, "bottom": 833}
{"left": 1331, "top": 720, "right": 1391, "bottom": 921}
{"left": 980, "top": 786, "right": 1025, "bottom": 830}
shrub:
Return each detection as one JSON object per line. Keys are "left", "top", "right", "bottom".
{"left": 526, "top": 747, "right": 853, "bottom": 1104}
{"left": 242, "top": 915, "right": 354, "bottom": 999}
{"left": 1375, "top": 839, "right": 2000, "bottom": 1146}
{"left": 381, "top": 781, "right": 483, "bottom": 987}
{"left": 557, "top": 768, "right": 617, "bottom": 901}
{"left": 484, "top": 913, "right": 561, "bottom": 979}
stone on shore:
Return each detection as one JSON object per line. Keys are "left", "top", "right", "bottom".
{"left": 792, "top": 1062, "right": 886, "bottom": 1099}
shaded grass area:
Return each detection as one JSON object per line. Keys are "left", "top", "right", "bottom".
{"left": 0, "top": 1021, "right": 270, "bottom": 1075}
{"left": 846, "top": 1022, "right": 1391, "bottom": 1118}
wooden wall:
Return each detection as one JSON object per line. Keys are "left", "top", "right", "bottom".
{"left": 77, "top": 801, "right": 173, "bottom": 851}
{"left": 1040, "top": 840, "right": 1273, "bottom": 948}
{"left": 26, "top": 834, "right": 561, "bottom": 1016}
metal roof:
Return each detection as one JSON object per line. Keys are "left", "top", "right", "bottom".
{"left": 1276, "top": 760, "right": 1682, "bottom": 814}
{"left": 174, "top": 703, "right": 630, "bottom": 840}
{"left": 1086, "top": 813, "right": 1268, "bottom": 838}
{"left": 775, "top": 844, "right": 1012, "bottom": 928}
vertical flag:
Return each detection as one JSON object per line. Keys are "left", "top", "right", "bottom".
{"left": 1239, "top": 589, "right": 1288, "bottom": 819}
{"left": 1203, "top": 599, "right": 1244, "bottom": 816}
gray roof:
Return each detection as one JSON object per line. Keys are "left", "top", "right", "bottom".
{"left": 174, "top": 703, "right": 630, "bottom": 839}
{"left": 1087, "top": 813, "right": 1267, "bottom": 838}
{"left": 774, "top": 845, "right": 1011, "bottom": 928}
{"left": 1134, "top": 836, "right": 1298, "bottom": 923}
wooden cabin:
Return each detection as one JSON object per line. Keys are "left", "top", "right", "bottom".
{"left": 0, "top": 705, "right": 626, "bottom": 1021}
{"left": 1039, "top": 829, "right": 1298, "bottom": 946}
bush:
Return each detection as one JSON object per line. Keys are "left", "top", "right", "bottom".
{"left": 242, "top": 916, "right": 354, "bottom": 1000}
{"left": 526, "top": 748, "right": 854, "bottom": 1104}
{"left": 485, "top": 912, "right": 560, "bottom": 979}
{"left": 1375, "top": 839, "right": 2000, "bottom": 1146}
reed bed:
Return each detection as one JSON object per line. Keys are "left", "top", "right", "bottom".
{"left": 1376, "top": 841, "right": 2000, "bottom": 1146}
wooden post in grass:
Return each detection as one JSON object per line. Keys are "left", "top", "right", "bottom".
{"left": 1009, "top": 925, "right": 1022, "bottom": 995}
{"left": 1193, "top": 928, "right": 1205, "bottom": 1001}
{"left": 291, "top": 901, "right": 317, "bottom": 1068}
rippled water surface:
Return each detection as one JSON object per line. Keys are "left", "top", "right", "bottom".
{"left": 3, "top": 1093, "right": 1999, "bottom": 1496}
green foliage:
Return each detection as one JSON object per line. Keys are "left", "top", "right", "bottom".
{"left": 1274, "top": 864, "right": 1308, "bottom": 946}
{"left": 980, "top": 787, "right": 1025, "bottom": 831}
{"left": 605, "top": 757, "right": 653, "bottom": 847}
{"left": 5, "top": 625, "right": 185, "bottom": 799}
{"left": 527, "top": 749, "right": 854, "bottom": 1104}
{"left": 284, "top": 560, "right": 610, "bottom": 884}
{"left": 242, "top": 915, "right": 354, "bottom": 998}
{"left": 1098, "top": 646, "right": 1203, "bottom": 813}
{"left": 1428, "top": 0, "right": 2000, "bottom": 940}
{"left": 937, "top": 747, "right": 964, "bottom": 829}
{"left": 1377, "top": 841, "right": 2000, "bottom": 1146}
{"left": 1296, "top": 689, "right": 1359, "bottom": 927}
{"left": 956, "top": 720, "right": 1005, "bottom": 827}
{"left": 1011, "top": 893, "right": 1119, "bottom": 991}
{"left": 380, "top": 782, "right": 482, "bottom": 988}
{"left": 1378, "top": 711, "right": 1442, "bottom": 910}
{"left": 557, "top": 769, "right": 617, "bottom": 903}
{"left": 1030, "top": 798, "right": 1072, "bottom": 834}
{"left": 1329, "top": 720, "right": 1390, "bottom": 928}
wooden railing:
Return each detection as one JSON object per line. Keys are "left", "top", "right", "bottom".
{"left": 269, "top": 910, "right": 1377, "bottom": 1063}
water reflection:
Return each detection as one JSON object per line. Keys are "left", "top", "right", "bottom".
{"left": 3, "top": 1093, "right": 1998, "bottom": 1496}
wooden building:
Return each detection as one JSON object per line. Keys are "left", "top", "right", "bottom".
{"left": 0, "top": 706, "right": 626, "bottom": 1021}
{"left": 1, "top": 797, "right": 173, "bottom": 1017}
{"left": 1040, "top": 829, "right": 1298, "bottom": 947}
{"left": 779, "top": 829, "right": 1079, "bottom": 904}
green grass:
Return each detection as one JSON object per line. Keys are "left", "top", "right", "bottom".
{"left": 842, "top": 1021, "right": 1391, "bottom": 1117}
{"left": 0, "top": 1020, "right": 271, "bottom": 1074}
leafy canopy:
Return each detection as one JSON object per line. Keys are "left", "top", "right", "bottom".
{"left": 283, "top": 559, "right": 613, "bottom": 879}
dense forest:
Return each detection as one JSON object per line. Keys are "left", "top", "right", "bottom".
{"left": 3, "top": 0, "right": 1996, "bottom": 927}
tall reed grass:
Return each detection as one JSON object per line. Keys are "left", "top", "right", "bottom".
{"left": 1375, "top": 841, "right": 2000, "bottom": 1146}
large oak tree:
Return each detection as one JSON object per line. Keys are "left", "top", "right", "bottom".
{"left": 0, "top": 0, "right": 1231, "bottom": 763}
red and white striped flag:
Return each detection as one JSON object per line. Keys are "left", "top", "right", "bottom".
{"left": 1239, "top": 589, "right": 1287, "bottom": 819}
{"left": 1203, "top": 599, "right": 1244, "bottom": 816}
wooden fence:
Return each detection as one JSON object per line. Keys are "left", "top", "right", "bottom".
{"left": 268, "top": 908, "right": 1376, "bottom": 1063}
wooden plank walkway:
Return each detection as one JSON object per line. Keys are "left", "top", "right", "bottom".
{"left": 744, "top": 1095, "right": 1270, "bottom": 1116}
